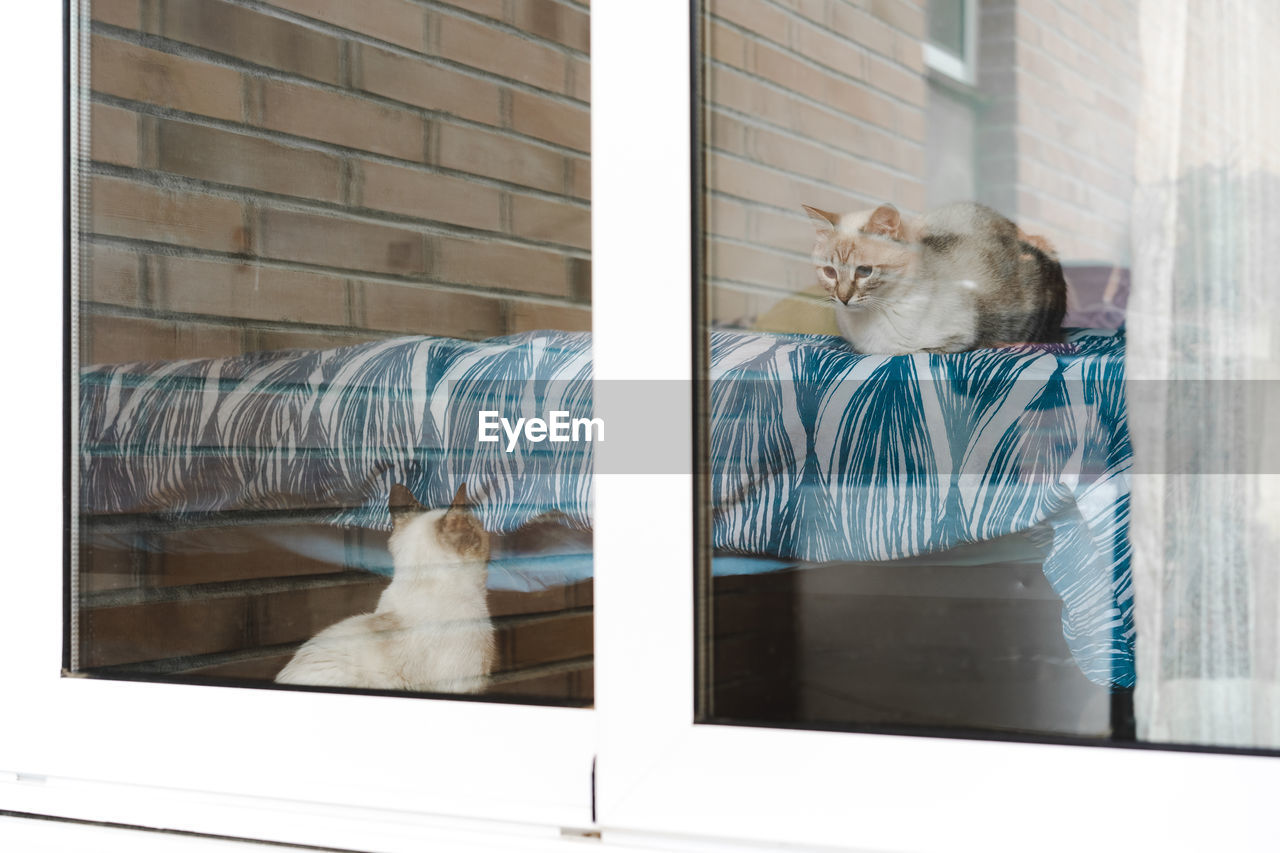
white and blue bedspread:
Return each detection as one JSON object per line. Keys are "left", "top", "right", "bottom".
{"left": 80, "top": 328, "right": 1132, "bottom": 687}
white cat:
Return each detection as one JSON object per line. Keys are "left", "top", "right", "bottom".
{"left": 275, "top": 484, "right": 495, "bottom": 693}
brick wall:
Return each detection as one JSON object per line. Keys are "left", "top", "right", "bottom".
{"left": 977, "top": 0, "right": 1139, "bottom": 263}
{"left": 75, "top": 0, "right": 593, "bottom": 703}
{"left": 705, "top": 0, "right": 1141, "bottom": 332}
{"left": 79, "top": 518, "right": 594, "bottom": 702}
{"left": 80, "top": 0, "right": 590, "bottom": 365}
{"left": 704, "top": 0, "right": 929, "bottom": 332}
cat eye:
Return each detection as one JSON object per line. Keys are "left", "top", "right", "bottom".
{"left": 855, "top": 265, "right": 874, "bottom": 279}
{"left": 820, "top": 265, "right": 837, "bottom": 278}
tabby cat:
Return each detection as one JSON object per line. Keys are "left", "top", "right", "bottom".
{"left": 802, "top": 202, "right": 1066, "bottom": 354}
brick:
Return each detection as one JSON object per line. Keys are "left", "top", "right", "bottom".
{"left": 509, "top": 0, "right": 591, "bottom": 53}
{"left": 432, "top": 11, "right": 568, "bottom": 95}
{"left": 438, "top": 0, "right": 505, "bottom": 20}
{"left": 266, "top": 0, "right": 426, "bottom": 51}
{"left": 255, "top": 582, "right": 388, "bottom": 647}
{"left": 743, "top": 123, "right": 898, "bottom": 201}
{"left": 568, "top": 257, "right": 590, "bottom": 301}
{"left": 93, "top": 0, "right": 141, "bottom": 29}
{"left": 771, "top": 0, "right": 832, "bottom": 29}
{"left": 246, "top": 328, "right": 381, "bottom": 353}
{"left": 258, "top": 208, "right": 428, "bottom": 275}
{"left": 254, "top": 78, "right": 426, "bottom": 161}
{"left": 567, "top": 55, "right": 590, "bottom": 102}
{"left": 791, "top": 19, "right": 868, "bottom": 82}
{"left": 708, "top": 109, "right": 747, "bottom": 158}
{"left": 485, "top": 662, "right": 593, "bottom": 702}
{"left": 354, "top": 160, "right": 502, "bottom": 231}
{"left": 748, "top": 41, "right": 899, "bottom": 132}
{"left": 749, "top": 206, "right": 818, "bottom": 255}
{"left": 893, "top": 30, "right": 926, "bottom": 73}
{"left": 140, "top": 524, "right": 361, "bottom": 587}
{"left": 709, "top": 151, "right": 871, "bottom": 218}
{"left": 496, "top": 611, "right": 592, "bottom": 669}
{"left": 91, "top": 176, "right": 247, "bottom": 253}
{"left": 79, "top": 540, "right": 138, "bottom": 594}
{"left": 710, "top": 284, "right": 758, "bottom": 328}
{"left": 436, "top": 123, "right": 567, "bottom": 194}
{"left": 710, "top": 65, "right": 892, "bottom": 168}
{"left": 81, "top": 597, "right": 247, "bottom": 667}
{"left": 506, "top": 300, "right": 591, "bottom": 333}
{"left": 356, "top": 44, "right": 501, "bottom": 126}
{"left": 434, "top": 236, "right": 570, "bottom": 297}
{"left": 709, "top": 20, "right": 748, "bottom": 66}
{"left": 92, "top": 34, "right": 242, "bottom": 122}
{"left": 154, "top": 119, "right": 344, "bottom": 202}
{"left": 707, "top": 194, "right": 750, "bottom": 241}
{"left": 830, "top": 4, "right": 896, "bottom": 61}
{"left": 509, "top": 194, "right": 590, "bottom": 250}
{"left": 868, "top": 54, "right": 925, "bottom": 105}
{"left": 84, "top": 245, "right": 142, "bottom": 306}
{"left": 150, "top": 255, "right": 350, "bottom": 326}
{"left": 709, "top": 237, "right": 808, "bottom": 292}
{"left": 82, "top": 313, "right": 244, "bottom": 364}
{"left": 509, "top": 91, "right": 589, "bottom": 152}
{"left": 91, "top": 102, "right": 139, "bottom": 167}
{"left": 150, "top": 0, "right": 341, "bottom": 84}
{"left": 354, "top": 280, "right": 507, "bottom": 338}
{"left": 868, "top": 0, "right": 924, "bottom": 38}
{"left": 567, "top": 157, "right": 590, "bottom": 199}
{"left": 713, "top": 1, "right": 790, "bottom": 45}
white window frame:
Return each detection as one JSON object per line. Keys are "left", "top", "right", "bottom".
{"left": 924, "top": 0, "right": 979, "bottom": 85}
{"left": 591, "top": 3, "right": 1280, "bottom": 851}
{"left": 2, "top": 3, "right": 594, "bottom": 849}
{"left": 4, "top": 2, "right": 1280, "bottom": 851}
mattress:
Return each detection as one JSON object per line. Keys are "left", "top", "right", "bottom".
{"left": 79, "top": 328, "right": 1132, "bottom": 686}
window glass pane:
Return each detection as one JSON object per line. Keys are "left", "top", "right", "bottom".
{"left": 928, "top": 0, "right": 966, "bottom": 58}
{"left": 698, "top": 0, "right": 1280, "bottom": 751}
{"left": 73, "top": 0, "right": 593, "bottom": 704}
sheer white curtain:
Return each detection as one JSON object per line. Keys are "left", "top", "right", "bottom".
{"left": 1128, "top": 0, "right": 1280, "bottom": 748}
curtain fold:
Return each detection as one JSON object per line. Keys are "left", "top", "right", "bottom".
{"left": 1128, "top": 0, "right": 1280, "bottom": 748}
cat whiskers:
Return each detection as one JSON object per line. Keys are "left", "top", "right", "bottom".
{"left": 844, "top": 294, "right": 916, "bottom": 342}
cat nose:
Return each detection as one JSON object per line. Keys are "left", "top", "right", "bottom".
{"left": 838, "top": 291, "right": 852, "bottom": 304}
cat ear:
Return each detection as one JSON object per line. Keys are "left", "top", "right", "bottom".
{"left": 802, "top": 204, "right": 839, "bottom": 233}
{"left": 449, "top": 482, "right": 470, "bottom": 512}
{"left": 389, "top": 483, "right": 426, "bottom": 510}
{"left": 389, "top": 483, "right": 427, "bottom": 531}
{"left": 862, "top": 204, "right": 902, "bottom": 240}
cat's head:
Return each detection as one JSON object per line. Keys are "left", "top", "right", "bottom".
{"left": 802, "top": 203, "right": 914, "bottom": 308}
{"left": 388, "top": 483, "right": 490, "bottom": 568}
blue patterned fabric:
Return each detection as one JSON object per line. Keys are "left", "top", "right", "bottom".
{"left": 80, "top": 328, "right": 1132, "bottom": 687}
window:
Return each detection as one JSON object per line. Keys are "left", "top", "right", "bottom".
{"left": 6, "top": 1, "right": 596, "bottom": 839}
{"left": 3, "top": 2, "right": 1280, "bottom": 850}
{"left": 925, "top": 0, "right": 977, "bottom": 83}
{"left": 697, "top": 0, "right": 1277, "bottom": 749}
{"left": 73, "top": 0, "right": 593, "bottom": 704}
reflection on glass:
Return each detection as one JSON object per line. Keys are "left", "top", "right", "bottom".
{"left": 73, "top": 0, "right": 593, "bottom": 703}
{"left": 698, "top": 0, "right": 1280, "bottom": 750}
